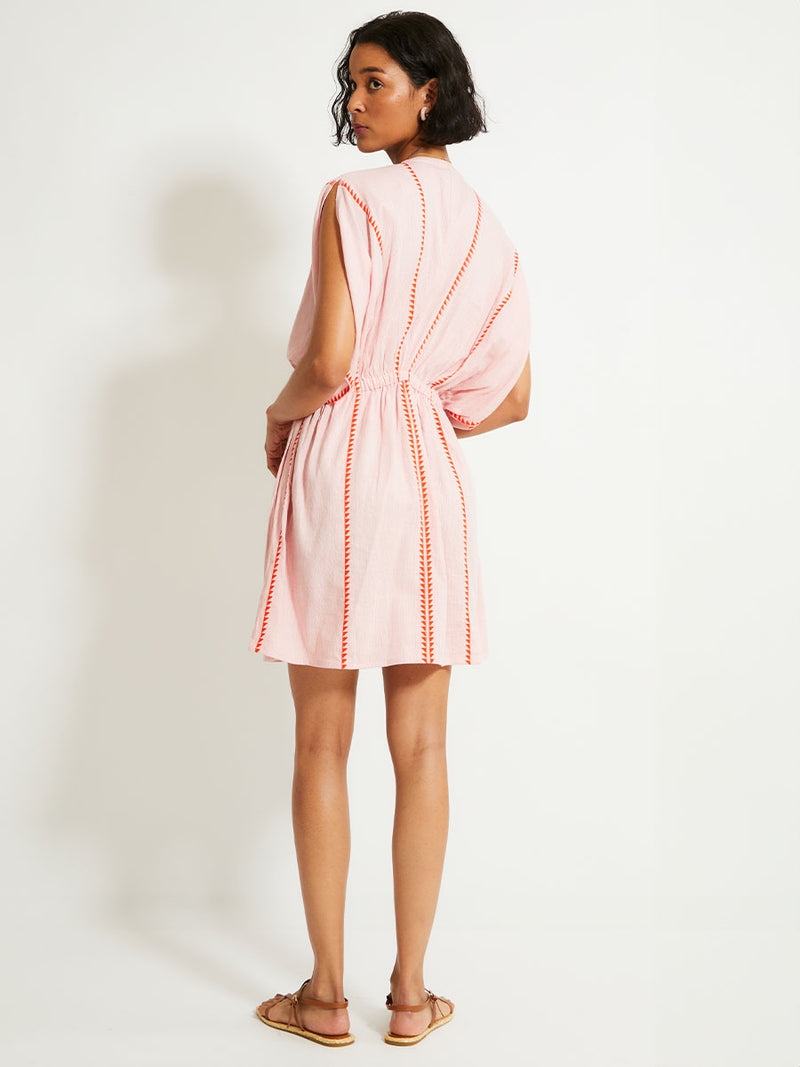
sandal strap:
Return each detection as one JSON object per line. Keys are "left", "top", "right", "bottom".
{"left": 385, "top": 988, "right": 435, "bottom": 1013}
{"left": 298, "top": 993, "right": 349, "bottom": 1009}
{"left": 291, "top": 978, "right": 349, "bottom": 1027}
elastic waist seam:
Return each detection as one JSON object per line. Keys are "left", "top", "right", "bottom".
{"left": 325, "top": 370, "right": 436, "bottom": 404}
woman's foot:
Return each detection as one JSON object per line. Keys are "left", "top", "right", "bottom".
{"left": 256, "top": 979, "right": 350, "bottom": 1037}
{"left": 387, "top": 982, "right": 454, "bottom": 1038}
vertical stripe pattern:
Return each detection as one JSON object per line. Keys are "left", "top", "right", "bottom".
{"left": 248, "top": 158, "right": 530, "bottom": 668}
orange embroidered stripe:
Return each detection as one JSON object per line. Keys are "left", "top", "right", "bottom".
{"left": 394, "top": 164, "right": 426, "bottom": 377}
{"left": 432, "top": 247, "right": 520, "bottom": 390}
{"left": 325, "top": 374, "right": 353, "bottom": 405}
{"left": 401, "top": 384, "right": 433, "bottom": 657}
{"left": 400, "top": 379, "right": 434, "bottom": 661}
{"left": 252, "top": 530, "right": 283, "bottom": 654}
{"left": 444, "top": 408, "right": 479, "bottom": 429}
{"left": 340, "top": 375, "right": 361, "bottom": 667}
{"left": 431, "top": 405, "right": 472, "bottom": 663}
{"left": 337, "top": 181, "right": 384, "bottom": 256}
{"left": 407, "top": 193, "right": 482, "bottom": 374}
{"left": 252, "top": 424, "right": 304, "bottom": 652}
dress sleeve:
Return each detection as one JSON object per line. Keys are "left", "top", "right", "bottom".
{"left": 285, "top": 174, "right": 378, "bottom": 368}
{"left": 436, "top": 254, "right": 531, "bottom": 429}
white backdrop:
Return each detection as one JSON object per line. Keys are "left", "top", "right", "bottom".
{"left": 2, "top": 1, "right": 798, "bottom": 1064}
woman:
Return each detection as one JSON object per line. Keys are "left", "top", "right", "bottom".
{"left": 251, "top": 12, "right": 531, "bottom": 1047}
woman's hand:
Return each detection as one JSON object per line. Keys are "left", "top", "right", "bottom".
{"left": 264, "top": 407, "right": 294, "bottom": 477}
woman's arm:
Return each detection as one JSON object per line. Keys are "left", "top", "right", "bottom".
{"left": 452, "top": 353, "right": 531, "bottom": 438}
{"left": 267, "top": 183, "right": 356, "bottom": 424}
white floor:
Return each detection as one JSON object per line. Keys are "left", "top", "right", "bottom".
{"left": 2, "top": 901, "right": 798, "bottom": 1065}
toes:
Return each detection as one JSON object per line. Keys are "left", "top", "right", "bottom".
{"left": 257, "top": 995, "right": 282, "bottom": 1020}
{"left": 436, "top": 996, "right": 454, "bottom": 1019}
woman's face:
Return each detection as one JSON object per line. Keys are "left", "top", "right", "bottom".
{"left": 346, "top": 42, "right": 436, "bottom": 161}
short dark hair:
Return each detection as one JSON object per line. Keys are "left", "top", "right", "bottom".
{"left": 331, "top": 11, "right": 488, "bottom": 148}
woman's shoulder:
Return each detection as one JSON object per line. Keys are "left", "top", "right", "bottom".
{"left": 317, "top": 165, "right": 410, "bottom": 239}
{"left": 324, "top": 162, "right": 402, "bottom": 195}
{"left": 315, "top": 162, "right": 516, "bottom": 256}
{"left": 311, "top": 165, "right": 389, "bottom": 210}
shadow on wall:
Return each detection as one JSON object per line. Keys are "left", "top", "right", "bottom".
{"left": 36, "top": 168, "right": 309, "bottom": 988}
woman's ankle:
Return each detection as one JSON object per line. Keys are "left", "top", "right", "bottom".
{"left": 307, "top": 974, "right": 346, "bottom": 1003}
{"left": 389, "top": 969, "right": 426, "bottom": 1003}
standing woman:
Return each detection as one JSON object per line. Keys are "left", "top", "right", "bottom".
{"left": 250, "top": 11, "right": 531, "bottom": 1048}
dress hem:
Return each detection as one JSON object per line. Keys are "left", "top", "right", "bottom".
{"left": 249, "top": 646, "right": 488, "bottom": 669}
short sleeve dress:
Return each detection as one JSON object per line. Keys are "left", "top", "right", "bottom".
{"left": 248, "top": 157, "right": 530, "bottom": 669}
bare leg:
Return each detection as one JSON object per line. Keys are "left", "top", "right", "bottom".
{"left": 257, "top": 663, "right": 358, "bottom": 1036}
{"left": 383, "top": 662, "right": 455, "bottom": 1037}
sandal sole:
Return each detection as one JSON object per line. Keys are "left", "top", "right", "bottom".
{"left": 255, "top": 1007, "right": 355, "bottom": 1046}
{"left": 384, "top": 1007, "right": 454, "bottom": 1045}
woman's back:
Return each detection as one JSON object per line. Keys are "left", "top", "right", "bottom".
{"left": 249, "top": 157, "right": 531, "bottom": 669}
{"left": 289, "top": 156, "right": 530, "bottom": 430}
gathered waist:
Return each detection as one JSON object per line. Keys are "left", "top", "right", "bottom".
{"left": 325, "top": 369, "right": 440, "bottom": 405}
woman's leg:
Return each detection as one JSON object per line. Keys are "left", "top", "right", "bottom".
{"left": 382, "top": 662, "right": 455, "bottom": 1037}
{"left": 257, "top": 663, "right": 358, "bottom": 1036}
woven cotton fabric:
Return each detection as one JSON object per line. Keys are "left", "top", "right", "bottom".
{"left": 248, "top": 157, "right": 530, "bottom": 669}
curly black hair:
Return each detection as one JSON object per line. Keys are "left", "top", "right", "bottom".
{"left": 331, "top": 11, "right": 488, "bottom": 148}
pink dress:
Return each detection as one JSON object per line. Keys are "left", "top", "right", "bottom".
{"left": 248, "top": 156, "right": 530, "bottom": 669}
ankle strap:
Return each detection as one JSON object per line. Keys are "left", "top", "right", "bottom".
{"left": 296, "top": 977, "right": 348, "bottom": 1010}
{"left": 385, "top": 989, "right": 434, "bottom": 1012}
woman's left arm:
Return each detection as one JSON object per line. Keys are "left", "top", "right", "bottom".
{"left": 267, "top": 182, "right": 355, "bottom": 425}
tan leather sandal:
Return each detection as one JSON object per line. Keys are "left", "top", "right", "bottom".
{"left": 384, "top": 987, "right": 455, "bottom": 1045}
{"left": 255, "top": 977, "right": 355, "bottom": 1046}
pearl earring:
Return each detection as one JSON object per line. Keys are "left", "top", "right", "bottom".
{"left": 420, "top": 107, "right": 428, "bottom": 121}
